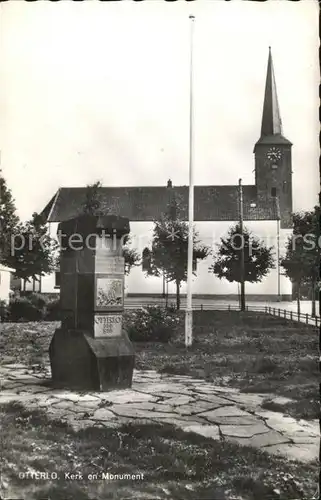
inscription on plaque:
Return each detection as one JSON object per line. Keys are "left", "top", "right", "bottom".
{"left": 96, "top": 278, "right": 123, "bottom": 307}
{"left": 94, "top": 315, "right": 122, "bottom": 337}
{"left": 95, "top": 255, "right": 125, "bottom": 274}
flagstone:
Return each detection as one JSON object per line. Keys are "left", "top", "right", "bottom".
{"left": 16, "top": 385, "right": 50, "bottom": 394}
{"left": 219, "top": 393, "right": 265, "bottom": 407}
{"left": 2, "top": 363, "right": 27, "bottom": 369}
{"left": 0, "top": 393, "right": 24, "bottom": 404}
{"left": 90, "top": 408, "right": 116, "bottom": 420}
{"left": 174, "top": 401, "right": 221, "bottom": 416}
{"left": 37, "top": 397, "right": 62, "bottom": 407}
{"left": 132, "top": 383, "right": 177, "bottom": 393}
{"left": 208, "top": 386, "right": 240, "bottom": 394}
{"left": 98, "top": 391, "right": 157, "bottom": 404}
{"left": 264, "top": 443, "right": 319, "bottom": 463}
{"left": 118, "top": 402, "right": 180, "bottom": 414}
{"left": 183, "top": 424, "right": 221, "bottom": 440}
{"left": 291, "top": 435, "right": 318, "bottom": 444}
{"left": 152, "top": 391, "right": 191, "bottom": 399}
{"left": 157, "top": 395, "right": 195, "bottom": 406}
{"left": 0, "top": 382, "right": 27, "bottom": 390}
{"left": 256, "top": 411, "right": 319, "bottom": 436}
{"left": 162, "top": 377, "right": 205, "bottom": 385}
{"left": 227, "top": 430, "right": 291, "bottom": 448}
{"left": 196, "top": 393, "right": 235, "bottom": 406}
{"left": 51, "top": 401, "right": 75, "bottom": 410}
{"left": 199, "top": 406, "right": 252, "bottom": 419}
{"left": 109, "top": 405, "right": 179, "bottom": 420}
{"left": 75, "top": 401, "right": 102, "bottom": 410}
{"left": 219, "top": 423, "right": 270, "bottom": 438}
{"left": 154, "top": 417, "right": 207, "bottom": 429}
{"left": 139, "top": 383, "right": 194, "bottom": 396}
{"left": 2, "top": 393, "right": 38, "bottom": 403}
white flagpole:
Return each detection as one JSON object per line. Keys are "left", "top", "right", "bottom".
{"left": 185, "top": 15, "right": 195, "bottom": 347}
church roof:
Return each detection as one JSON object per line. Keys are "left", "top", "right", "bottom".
{"left": 42, "top": 184, "right": 279, "bottom": 223}
{"left": 255, "top": 48, "right": 292, "bottom": 148}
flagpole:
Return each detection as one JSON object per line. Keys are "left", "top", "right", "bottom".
{"left": 276, "top": 197, "right": 281, "bottom": 300}
{"left": 185, "top": 14, "right": 195, "bottom": 347}
{"left": 238, "top": 178, "right": 246, "bottom": 311}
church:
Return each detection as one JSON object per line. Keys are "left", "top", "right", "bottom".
{"left": 41, "top": 48, "right": 293, "bottom": 301}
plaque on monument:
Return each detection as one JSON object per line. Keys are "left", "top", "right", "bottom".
{"left": 95, "top": 255, "right": 125, "bottom": 274}
{"left": 95, "top": 277, "right": 123, "bottom": 308}
{"left": 94, "top": 314, "right": 122, "bottom": 338}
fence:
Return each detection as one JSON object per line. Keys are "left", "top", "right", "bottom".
{"left": 124, "top": 299, "right": 320, "bottom": 328}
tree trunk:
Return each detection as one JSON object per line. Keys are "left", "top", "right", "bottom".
{"left": 176, "top": 281, "right": 180, "bottom": 310}
{"left": 23, "top": 279, "right": 26, "bottom": 292}
{"left": 297, "top": 283, "right": 301, "bottom": 315}
{"left": 311, "top": 279, "right": 316, "bottom": 317}
{"left": 32, "top": 278, "right": 35, "bottom": 292}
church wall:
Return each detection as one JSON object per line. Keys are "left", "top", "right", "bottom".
{"left": 41, "top": 220, "right": 292, "bottom": 298}
{"left": 126, "top": 220, "right": 292, "bottom": 298}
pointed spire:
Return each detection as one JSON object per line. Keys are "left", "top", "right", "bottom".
{"left": 260, "top": 47, "right": 283, "bottom": 136}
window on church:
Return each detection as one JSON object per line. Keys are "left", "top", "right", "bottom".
{"left": 142, "top": 247, "right": 151, "bottom": 272}
{"left": 271, "top": 187, "right": 277, "bottom": 197}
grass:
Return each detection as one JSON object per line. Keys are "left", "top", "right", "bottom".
{"left": 0, "top": 402, "right": 318, "bottom": 500}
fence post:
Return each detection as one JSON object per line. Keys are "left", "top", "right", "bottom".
{"left": 284, "top": 309, "right": 286, "bottom": 318}
{"left": 298, "top": 312, "right": 300, "bottom": 322}
{"left": 228, "top": 304, "right": 230, "bottom": 311}
{"left": 246, "top": 305, "right": 249, "bottom": 311}
{"left": 265, "top": 306, "right": 267, "bottom": 313}
{"left": 315, "top": 316, "right": 318, "bottom": 327}
{"left": 290, "top": 311, "right": 293, "bottom": 321}
{"left": 201, "top": 303, "right": 203, "bottom": 312}
{"left": 278, "top": 308, "right": 280, "bottom": 317}
{"left": 306, "top": 313, "right": 308, "bottom": 324}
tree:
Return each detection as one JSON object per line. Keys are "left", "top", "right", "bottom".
{"left": 146, "top": 197, "right": 210, "bottom": 310}
{"left": 12, "top": 212, "right": 58, "bottom": 291}
{"left": 281, "top": 207, "right": 320, "bottom": 316}
{"left": 0, "top": 170, "right": 20, "bottom": 267}
{"left": 210, "top": 224, "right": 275, "bottom": 307}
{"left": 83, "top": 181, "right": 103, "bottom": 215}
{"left": 122, "top": 235, "right": 140, "bottom": 275}
{"left": 82, "top": 181, "right": 140, "bottom": 275}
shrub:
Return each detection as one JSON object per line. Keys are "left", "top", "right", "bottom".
{"left": 23, "top": 292, "right": 49, "bottom": 308}
{"left": 45, "top": 297, "right": 61, "bottom": 321}
{"left": 8, "top": 295, "right": 45, "bottom": 322}
{"left": 0, "top": 300, "right": 9, "bottom": 322}
{"left": 123, "top": 305, "right": 180, "bottom": 342}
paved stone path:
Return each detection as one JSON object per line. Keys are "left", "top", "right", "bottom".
{"left": 0, "top": 363, "right": 318, "bottom": 463}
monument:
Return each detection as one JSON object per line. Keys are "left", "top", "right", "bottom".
{"left": 49, "top": 214, "right": 135, "bottom": 391}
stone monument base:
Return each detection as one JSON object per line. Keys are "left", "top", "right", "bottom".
{"left": 49, "top": 329, "right": 135, "bottom": 391}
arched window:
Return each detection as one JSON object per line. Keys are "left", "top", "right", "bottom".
{"left": 142, "top": 247, "right": 151, "bottom": 271}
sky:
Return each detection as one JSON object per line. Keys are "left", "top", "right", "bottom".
{"left": 0, "top": 0, "right": 319, "bottom": 221}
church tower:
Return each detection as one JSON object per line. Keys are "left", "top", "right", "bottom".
{"left": 254, "top": 47, "right": 293, "bottom": 229}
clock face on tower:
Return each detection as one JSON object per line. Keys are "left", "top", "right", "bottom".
{"left": 266, "top": 147, "right": 282, "bottom": 162}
